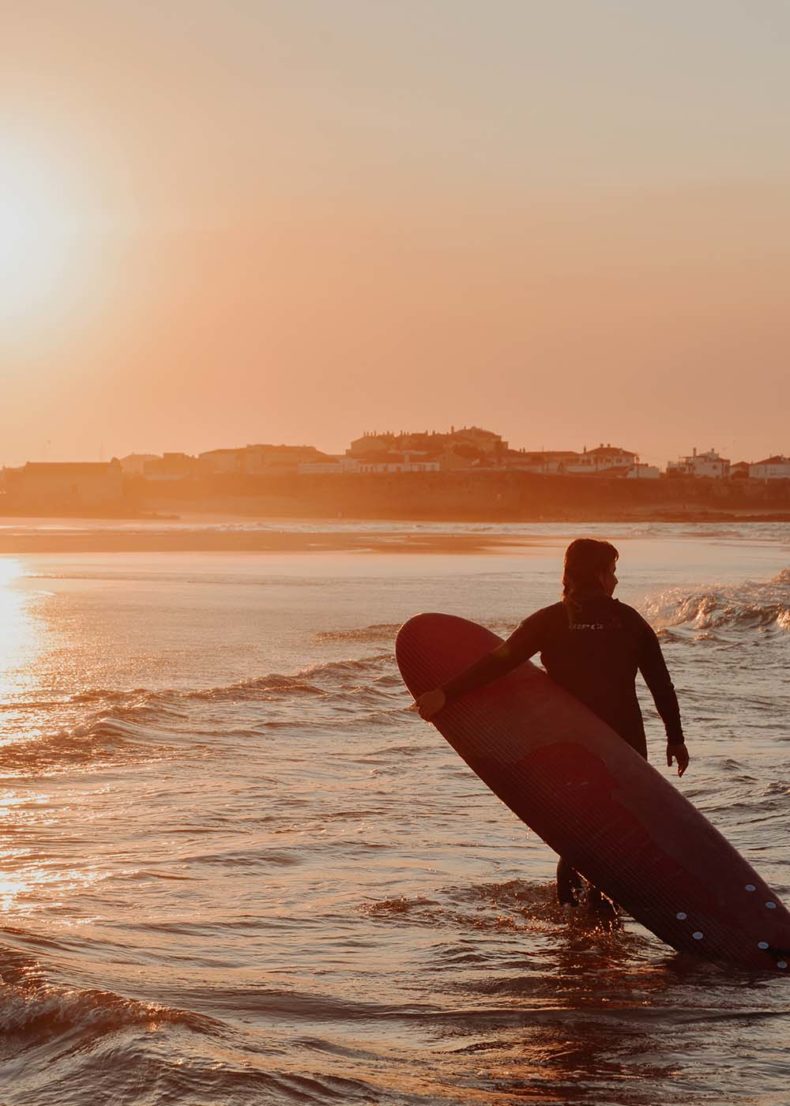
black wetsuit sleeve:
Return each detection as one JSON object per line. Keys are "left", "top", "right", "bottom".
{"left": 441, "top": 609, "right": 547, "bottom": 704}
{"left": 635, "top": 615, "right": 685, "bottom": 744}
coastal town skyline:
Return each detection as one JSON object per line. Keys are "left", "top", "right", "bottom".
{"left": 2, "top": 425, "right": 787, "bottom": 478}
{"left": 3, "top": 427, "right": 788, "bottom": 495}
{"left": 0, "top": 406, "right": 786, "bottom": 477}
{"left": 2, "top": 427, "right": 788, "bottom": 520}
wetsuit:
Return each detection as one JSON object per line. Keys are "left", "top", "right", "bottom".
{"left": 440, "top": 593, "right": 685, "bottom": 905}
{"left": 441, "top": 593, "right": 684, "bottom": 755}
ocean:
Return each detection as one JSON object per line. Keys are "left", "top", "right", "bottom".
{"left": 0, "top": 520, "right": 787, "bottom": 1105}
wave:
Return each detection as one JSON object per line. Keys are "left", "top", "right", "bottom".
{"left": 51, "top": 654, "right": 396, "bottom": 712}
{"left": 68, "top": 687, "right": 161, "bottom": 706}
{"left": 0, "top": 714, "right": 172, "bottom": 775}
{"left": 0, "top": 945, "right": 215, "bottom": 1039}
{"left": 0, "top": 983, "right": 211, "bottom": 1039}
{"left": 2, "top": 651, "right": 403, "bottom": 772}
{"left": 315, "top": 619, "right": 517, "bottom": 646}
{"left": 314, "top": 623, "right": 400, "bottom": 643}
{"left": 190, "top": 674, "right": 325, "bottom": 702}
{"left": 189, "top": 654, "right": 394, "bottom": 703}
{"left": 643, "top": 569, "right": 790, "bottom": 634}
{"left": 300, "top": 653, "right": 393, "bottom": 677}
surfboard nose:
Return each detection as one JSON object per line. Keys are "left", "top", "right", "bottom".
{"left": 396, "top": 613, "right": 502, "bottom": 697}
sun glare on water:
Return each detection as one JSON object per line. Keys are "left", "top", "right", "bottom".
{"left": 0, "top": 557, "right": 38, "bottom": 703}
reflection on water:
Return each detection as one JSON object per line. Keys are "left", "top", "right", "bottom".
{"left": 0, "top": 866, "right": 35, "bottom": 913}
{"left": 0, "top": 558, "right": 39, "bottom": 703}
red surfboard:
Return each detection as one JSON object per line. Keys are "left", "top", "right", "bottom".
{"left": 396, "top": 612, "right": 790, "bottom": 972}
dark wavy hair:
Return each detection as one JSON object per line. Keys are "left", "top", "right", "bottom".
{"left": 562, "top": 538, "right": 619, "bottom": 616}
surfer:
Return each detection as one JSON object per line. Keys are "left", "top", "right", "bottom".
{"left": 415, "top": 538, "right": 689, "bottom": 908}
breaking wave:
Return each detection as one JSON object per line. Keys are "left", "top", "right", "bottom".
{"left": 0, "top": 982, "right": 214, "bottom": 1041}
{"left": 643, "top": 569, "right": 790, "bottom": 634}
{"left": 0, "top": 715, "right": 173, "bottom": 774}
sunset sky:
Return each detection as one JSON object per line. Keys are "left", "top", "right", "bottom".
{"left": 2, "top": 1, "right": 789, "bottom": 467}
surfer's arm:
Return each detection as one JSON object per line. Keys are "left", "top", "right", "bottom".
{"left": 440, "top": 611, "right": 545, "bottom": 705}
{"left": 440, "top": 643, "right": 518, "bottom": 704}
{"left": 636, "top": 618, "right": 685, "bottom": 746}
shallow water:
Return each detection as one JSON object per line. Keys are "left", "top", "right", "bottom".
{"left": 0, "top": 522, "right": 788, "bottom": 1104}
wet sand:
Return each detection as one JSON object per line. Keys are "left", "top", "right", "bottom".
{"left": 0, "top": 521, "right": 544, "bottom": 556}
{"left": 0, "top": 512, "right": 787, "bottom": 555}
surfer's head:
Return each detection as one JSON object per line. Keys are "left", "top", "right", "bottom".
{"left": 562, "top": 538, "right": 619, "bottom": 607}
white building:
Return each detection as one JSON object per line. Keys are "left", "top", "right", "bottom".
{"left": 666, "top": 448, "right": 730, "bottom": 479}
{"left": 356, "top": 460, "right": 440, "bottom": 474}
{"left": 348, "top": 426, "right": 507, "bottom": 459}
{"left": 625, "top": 463, "right": 660, "bottom": 479}
{"left": 298, "top": 458, "right": 360, "bottom": 474}
{"left": 565, "top": 444, "right": 638, "bottom": 475}
{"left": 300, "top": 457, "right": 440, "bottom": 474}
{"left": 749, "top": 455, "right": 790, "bottom": 480}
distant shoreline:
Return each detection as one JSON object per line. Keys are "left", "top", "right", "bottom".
{"left": 0, "top": 529, "right": 520, "bottom": 555}
{"left": 0, "top": 512, "right": 787, "bottom": 556}
{"left": 2, "top": 469, "right": 788, "bottom": 535}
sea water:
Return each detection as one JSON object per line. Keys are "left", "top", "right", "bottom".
{"left": 0, "top": 521, "right": 787, "bottom": 1105}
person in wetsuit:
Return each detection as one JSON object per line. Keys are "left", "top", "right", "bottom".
{"left": 415, "top": 538, "right": 690, "bottom": 908}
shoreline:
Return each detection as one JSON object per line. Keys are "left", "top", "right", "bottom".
{"left": 0, "top": 529, "right": 527, "bottom": 556}
{"left": 0, "top": 514, "right": 787, "bottom": 556}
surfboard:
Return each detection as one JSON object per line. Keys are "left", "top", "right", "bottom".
{"left": 396, "top": 612, "right": 790, "bottom": 972}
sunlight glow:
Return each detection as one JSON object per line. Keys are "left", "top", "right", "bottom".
{"left": 0, "top": 143, "right": 85, "bottom": 325}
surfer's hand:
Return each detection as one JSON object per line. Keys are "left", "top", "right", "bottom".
{"left": 667, "top": 742, "right": 689, "bottom": 777}
{"left": 415, "top": 688, "right": 446, "bottom": 721}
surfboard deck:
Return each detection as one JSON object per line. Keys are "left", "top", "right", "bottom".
{"left": 396, "top": 612, "right": 790, "bottom": 972}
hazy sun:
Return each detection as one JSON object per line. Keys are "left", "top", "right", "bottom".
{"left": 0, "top": 143, "right": 83, "bottom": 325}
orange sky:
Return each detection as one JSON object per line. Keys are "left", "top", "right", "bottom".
{"left": 1, "top": 2, "right": 789, "bottom": 467}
